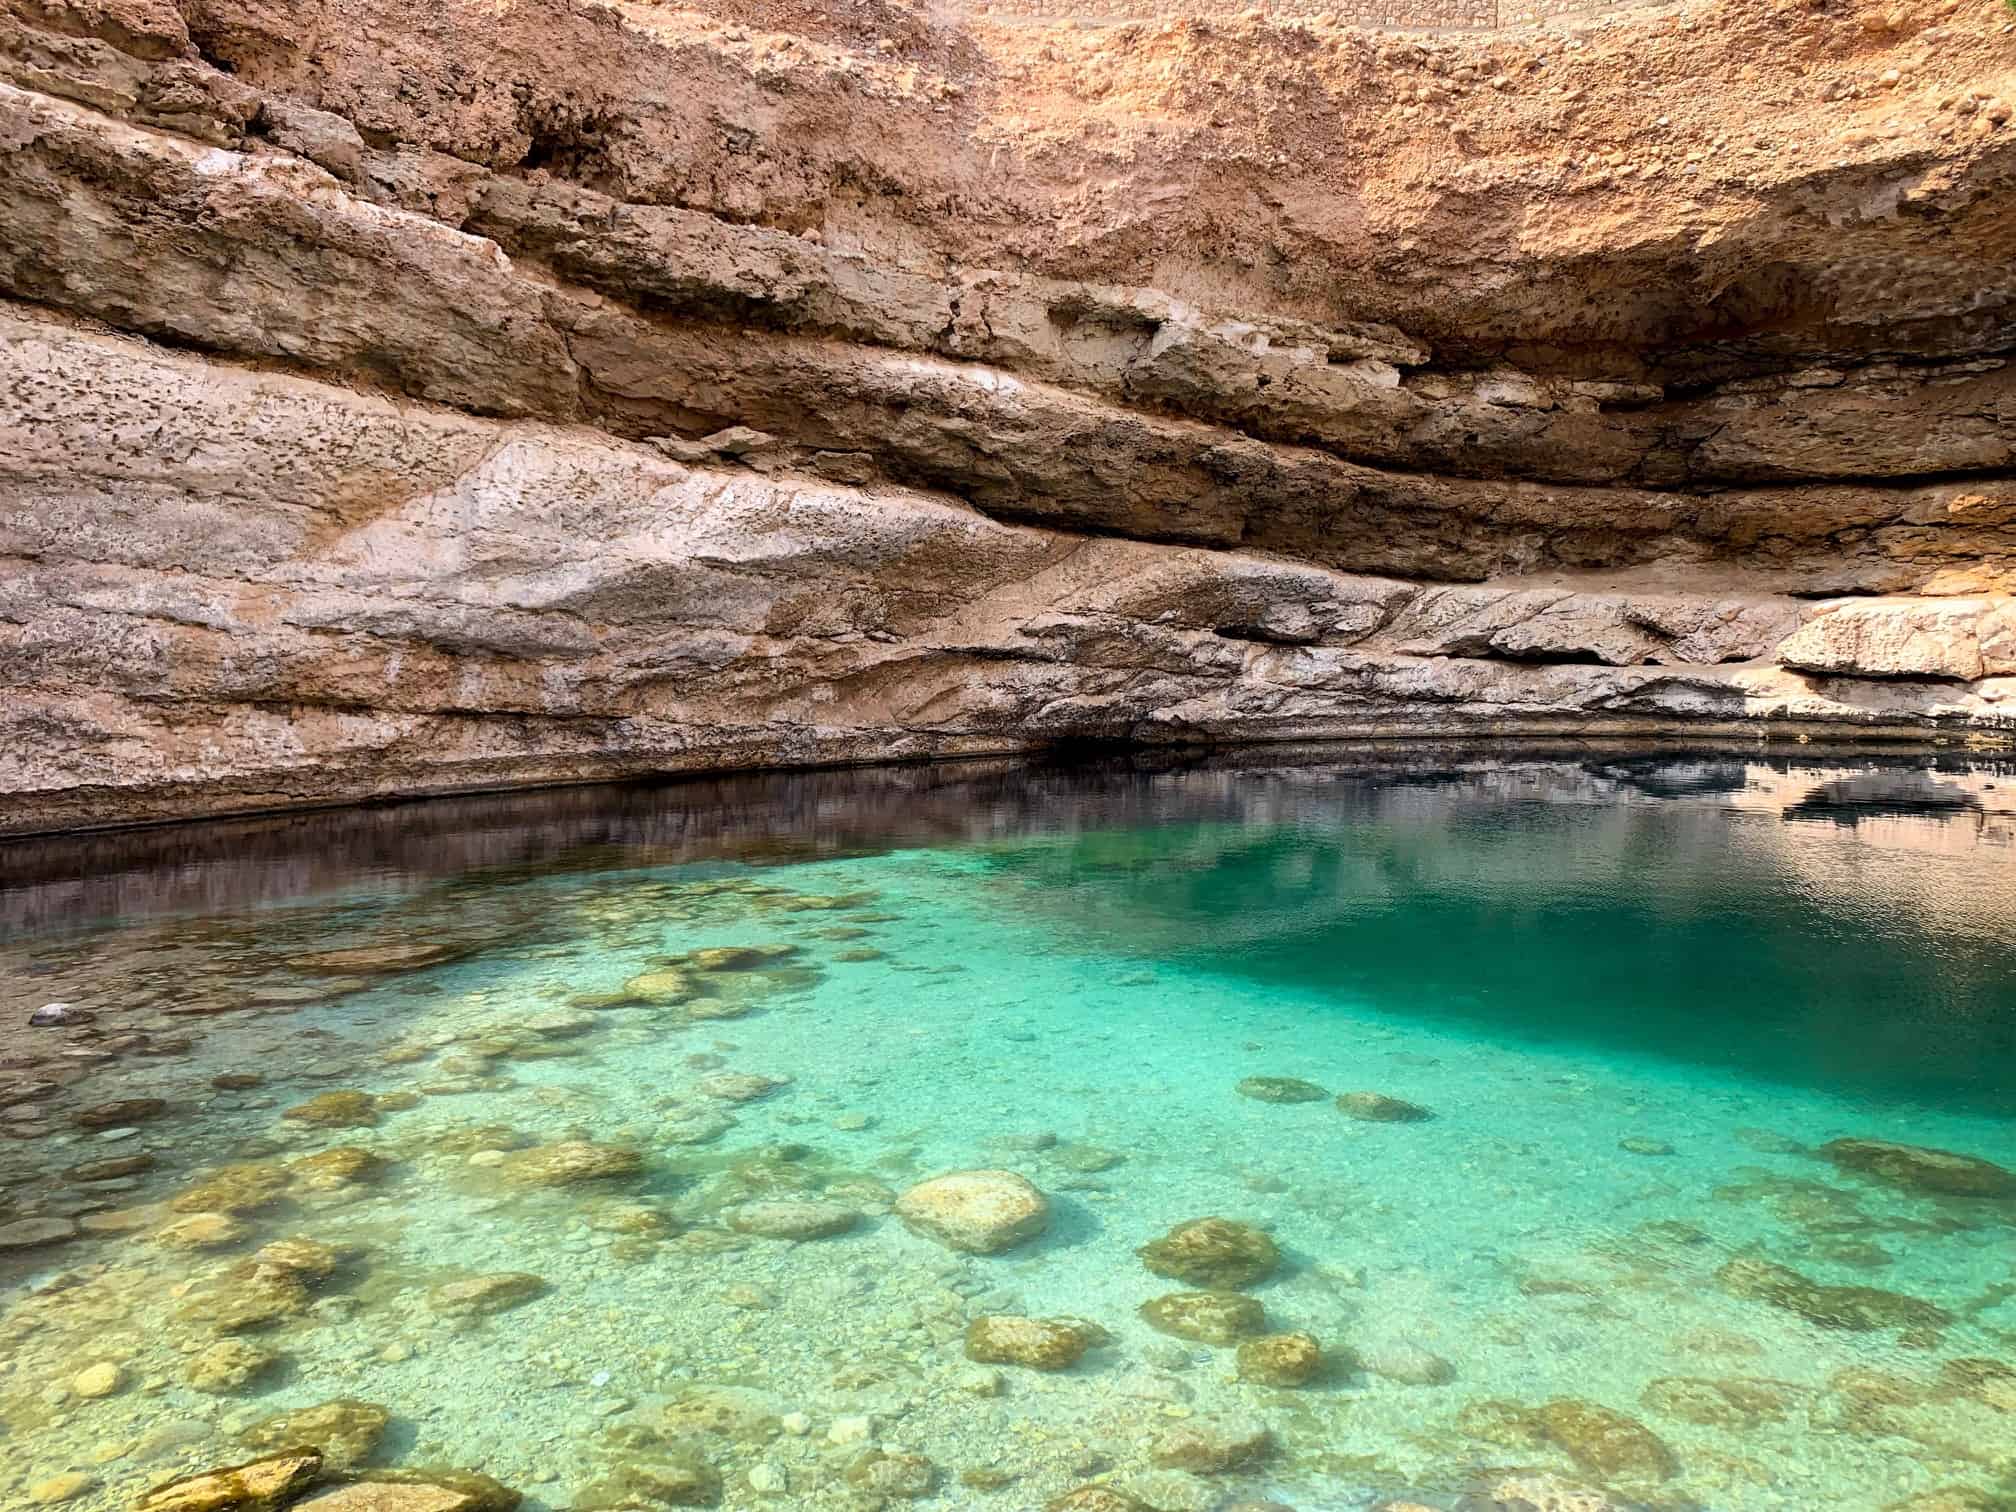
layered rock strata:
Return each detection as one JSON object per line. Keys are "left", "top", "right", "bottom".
{"left": 2, "top": 0, "right": 2015, "bottom": 831}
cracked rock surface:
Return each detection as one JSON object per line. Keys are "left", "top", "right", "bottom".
{"left": 2, "top": 0, "right": 2015, "bottom": 831}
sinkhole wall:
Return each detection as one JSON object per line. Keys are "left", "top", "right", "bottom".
{"left": 949, "top": 0, "right": 1660, "bottom": 31}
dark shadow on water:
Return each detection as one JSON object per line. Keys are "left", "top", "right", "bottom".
{"left": 1783, "top": 772, "right": 1985, "bottom": 825}
{"left": 1022, "top": 1194, "right": 1105, "bottom": 1257}
{"left": 7, "top": 745, "right": 2016, "bottom": 1117}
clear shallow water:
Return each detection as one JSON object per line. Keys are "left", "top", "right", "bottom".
{"left": 4, "top": 751, "right": 2016, "bottom": 1512}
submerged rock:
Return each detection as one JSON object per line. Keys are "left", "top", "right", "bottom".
{"left": 1236, "top": 1331, "right": 1323, "bottom": 1386}
{"left": 73, "top": 1360, "right": 125, "bottom": 1398}
{"left": 67, "top": 1152, "right": 156, "bottom": 1182}
{"left": 179, "top": 1271, "right": 314, "bottom": 1334}
{"left": 253, "top": 1236, "right": 344, "bottom": 1279}
{"left": 895, "top": 1169, "right": 1050, "bottom": 1253}
{"left": 661, "top": 1385, "right": 783, "bottom": 1441}
{"left": 1336, "top": 1092, "right": 1434, "bottom": 1123}
{"left": 725, "top": 1200, "right": 859, "bottom": 1240}
{"left": 0, "top": 1216, "right": 79, "bottom": 1250}
{"left": 662, "top": 1107, "right": 737, "bottom": 1145}
{"left": 1236, "top": 1077, "right": 1328, "bottom": 1104}
{"left": 688, "top": 945, "right": 797, "bottom": 971}
{"left": 964, "top": 1315, "right": 1090, "bottom": 1370}
{"left": 1149, "top": 1414, "right": 1274, "bottom": 1473}
{"left": 623, "top": 969, "right": 695, "bottom": 1004}
{"left": 185, "top": 1339, "right": 281, "bottom": 1394}
{"left": 291, "top": 942, "right": 465, "bottom": 974}
{"left": 843, "top": 1449, "right": 936, "bottom": 1499}
{"left": 28, "top": 1474, "right": 96, "bottom": 1505}
{"left": 292, "top": 1486, "right": 474, "bottom": 1512}
{"left": 501, "top": 1141, "right": 644, "bottom": 1187}
{"left": 697, "top": 1072, "right": 788, "bottom": 1103}
{"left": 137, "top": 1450, "right": 325, "bottom": 1512}
{"left": 1463, "top": 1474, "right": 1637, "bottom": 1512}
{"left": 291, "top": 1146, "right": 389, "bottom": 1189}
{"left": 428, "top": 1273, "right": 548, "bottom": 1317}
{"left": 1053, "top": 1142, "right": 1126, "bottom": 1173}
{"left": 1048, "top": 1490, "right": 1150, "bottom": 1512}
{"left": 173, "top": 1163, "right": 293, "bottom": 1215}
{"left": 1639, "top": 1375, "right": 1800, "bottom": 1429}
{"left": 1138, "top": 1218, "right": 1279, "bottom": 1289}
{"left": 1117, "top": 1471, "right": 1220, "bottom": 1512}
{"left": 241, "top": 1399, "right": 391, "bottom": 1467}
{"left": 1619, "top": 1137, "right": 1675, "bottom": 1157}
{"left": 321, "top": 1471, "right": 518, "bottom": 1512}
{"left": 283, "top": 1091, "right": 380, "bottom": 1128}
{"left": 1534, "top": 1399, "right": 1678, "bottom": 1482}
{"left": 1716, "top": 1256, "right": 1951, "bottom": 1334}
{"left": 156, "top": 1212, "right": 251, "bottom": 1251}
{"left": 573, "top": 1452, "right": 719, "bottom": 1508}
{"left": 74, "top": 1097, "right": 167, "bottom": 1129}
{"left": 1820, "top": 1138, "right": 2016, "bottom": 1199}
{"left": 1139, "top": 1291, "right": 1266, "bottom": 1346}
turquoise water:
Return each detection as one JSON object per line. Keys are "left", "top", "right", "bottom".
{"left": 4, "top": 753, "right": 2016, "bottom": 1511}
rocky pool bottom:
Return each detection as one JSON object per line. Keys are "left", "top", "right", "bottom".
{"left": 4, "top": 751, "right": 2016, "bottom": 1512}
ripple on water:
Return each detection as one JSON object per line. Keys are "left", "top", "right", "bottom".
{"left": 4, "top": 757, "right": 2016, "bottom": 1511}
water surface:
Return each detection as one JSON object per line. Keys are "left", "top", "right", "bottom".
{"left": 5, "top": 750, "right": 2016, "bottom": 1511}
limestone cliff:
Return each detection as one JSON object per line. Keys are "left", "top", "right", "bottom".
{"left": 2, "top": 0, "right": 2015, "bottom": 832}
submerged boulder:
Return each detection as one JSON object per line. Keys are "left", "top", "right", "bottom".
{"left": 1639, "top": 1375, "right": 1800, "bottom": 1429}
{"left": 283, "top": 1092, "right": 380, "bottom": 1129}
{"left": 687, "top": 944, "right": 797, "bottom": 971}
{"left": 1336, "top": 1092, "right": 1434, "bottom": 1123}
{"left": 1535, "top": 1399, "right": 1678, "bottom": 1482}
{"left": 292, "top": 1487, "right": 471, "bottom": 1512}
{"left": 240, "top": 1399, "right": 390, "bottom": 1468}
{"left": 1138, "top": 1218, "right": 1279, "bottom": 1289}
{"left": 622, "top": 969, "right": 695, "bottom": 1004}
{"left": 1149, "top": 1414, "right": 1274, "bottom": 1473}
{"left": 895, "top": 1170, "right": 1049, "bottom": 1253}
{"left": 1716, "top": 1256, "right": 1951, "bottom": 1335}
{"left": 74, "top": 1097, "right": 167, "bottom": 1129}
{"left": 156, "top": 1212, "right": 251, "bottom": 1252}
{"left": 1139, "top": 1291, "right": 1266, "bottom": 1345}
{"left": 186, "top": 1339, "right": 281, "bottom": 1395}
{"left": 725, "top": 1200, "right": 859, "bottom": 1240}
{"left": 964, "top": 1315, "right": 1091, "bottom": 1370}
{"left": 1820, "top": 1138, "right": 2016, "bottom": 1199}
{"left": 291, "top": 1146, "right": 390, "bottom": 1190}
{"left": 1235, "top": 1331, "right": 1323, "bottom": 1386}
{"left": 1047, "top": 1490, "right": 1150, "bottom": 1512}
{"left": 572, "top": 1452, "right": 719, "bottom": 1508}
{"left": 291, "top": 943, "right": 466, "bottom": 975}
{"left": 501, "top": 1141, "right": 644, "bottom": 1188}
{"left": 428, "top": 1273, "right": 548, "bottom": 1318}
{"left": 172, "top": 1163, "right": 294, "bottom": 1215}
{"left": 1235, "top": 1076, "right": 1328, "bottom": 1104}
{"left": 137, "top": 1451, "right": 325, "bottom": 1512}
{"left": 697, "top": 1072, "right": 789, "bottom": 1103}
{"left": 843, "top": 1449, "right": 936, "bottom": 1499}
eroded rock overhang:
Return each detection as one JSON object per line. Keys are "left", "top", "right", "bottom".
{"left": 2, "top": 0, "right": 2014, "bottom": 832}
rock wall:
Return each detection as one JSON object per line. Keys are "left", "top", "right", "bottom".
{"left": 2, "top": 0, "right": 2015, "bottom": 833}
{"left": 956, "top": 0, "right": 1500, "bottom": 34}
{"left": 950, "top": 0, "right": 1664, "bottom": 33}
